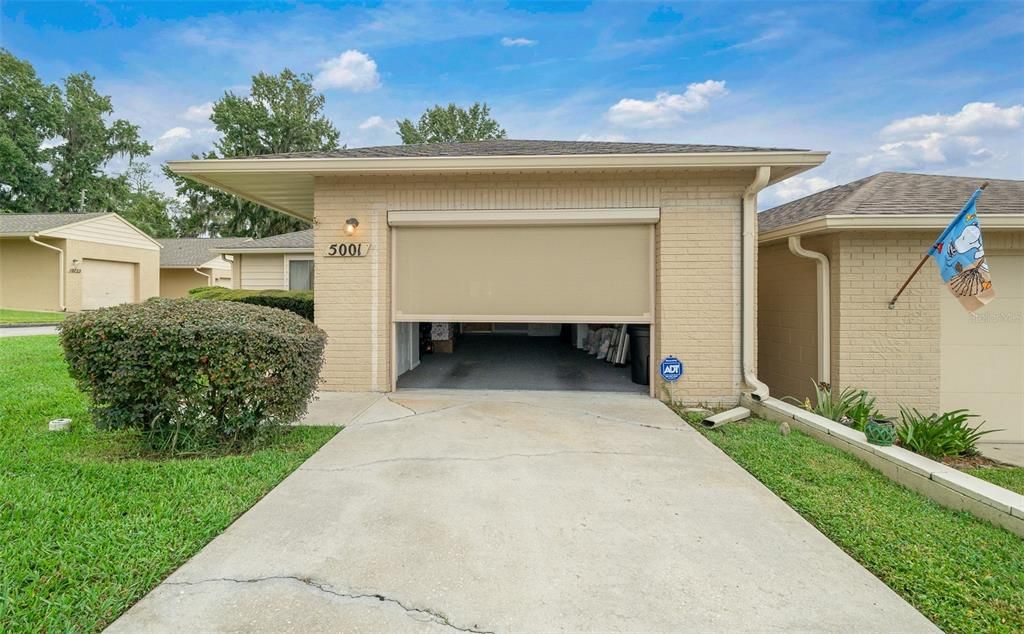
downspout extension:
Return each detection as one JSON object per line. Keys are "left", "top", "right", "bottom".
{"left": 193, "top": 268, "right": 213, "bottom": 286}
{"left": 788, "top": 236, "right": 831, "bottom": 385}
{"left": 29, "top": 235, "right": 66, "bottom": 312}
{"left": 742, "top": 166, "right": 771, "bottom": 401}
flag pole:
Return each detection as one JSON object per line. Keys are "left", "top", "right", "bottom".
{"left": 887, "top": 181, "right": 989, "bottom": 309}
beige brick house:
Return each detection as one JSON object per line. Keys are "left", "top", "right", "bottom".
{"left": 169, "top": 140, "right": 825, "bottom": 403}
{"left": 212, "top": 229, "right": 314, "bottom": 291}
{"left": 758, "top": 172, "right": 1023, "bottom": 443}
{"left": 0, "top": 213, "right": 160, "bottom": 312}
{"left": 157, "top": 238, "right": 237, "bottom": 298}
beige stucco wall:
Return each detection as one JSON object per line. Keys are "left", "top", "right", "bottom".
{"left": 314, "top": 169, "right": 753, "bottom": 404}
{"left": 237, "top": 253, "right": 288, "bottom": 290}
{"left": 160, "top": 268, "right": 213, "bottom": 298}
{"left": 0, "top": 237, "right": 64, "bottom": 311}
{"left": 63, "top": 239, "right": 160, "bottom": 312}
{"left": 0, "top": 236, "right": 159, "bottom": 312}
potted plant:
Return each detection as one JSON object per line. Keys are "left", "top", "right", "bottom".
{"left": 865, "top": 416, "right": 896, "bottom": 447}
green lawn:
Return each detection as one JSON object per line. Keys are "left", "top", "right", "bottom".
{"left": 0, "top": 335, "right": 339, "bottom": 631}
{"left": 697, "top": 419, "right": 1024, "bottom": 634}
{"left": 0, "top": 308, "right": 67, "bottom": 325}
{"left": 966, "top": 466, "right": 1024, "bottom": 495}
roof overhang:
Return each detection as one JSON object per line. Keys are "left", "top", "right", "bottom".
{"left": 167, "top": 150, "right": 829, "bottom": 221}
{"left": 759, "top": 213, "right": 1024, "bottom": 243}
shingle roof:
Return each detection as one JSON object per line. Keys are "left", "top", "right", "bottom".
{"left": 157, "top": 238, "right": 246, "bottom": 267}
{"left": 250, "top": 139, "right": 804, "bottom": 160}
{"left": 759, "top": 172, "right": 1024, "bottom": 232}
{"left": 0, "top": 212, "right": 107, "bottom": 234}
{"left": 220, "top": 229, "right": 313, "bottom": 250}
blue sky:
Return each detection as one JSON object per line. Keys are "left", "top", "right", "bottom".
{"left": 3, "top": 0, "right": 1023, "bottom": 206}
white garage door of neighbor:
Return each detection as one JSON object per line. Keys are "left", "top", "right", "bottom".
{"left": 82, "top": 259, "right": 136, "bottom": 309}
{"left": 940, "top": 253, "right": 1024, "bottom": 443}
{"left": 393, "top": 224, "right": 653, "bottom": 323}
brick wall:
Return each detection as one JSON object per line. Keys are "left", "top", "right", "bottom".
{"left": 314, "top": 169, "right": 753, "bottom": 404}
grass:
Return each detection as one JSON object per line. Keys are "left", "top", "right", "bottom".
{"left": 966, "top": 466, "right": 1024, "bottom": 495}
{"left": 0, "top": 308, "right": 66, "bottom": 325}
{"left": 0, "top": 336, "right": 339, "bottom": 632}
{"left": 696, "top": 419, "right": 1024, "bottom": 634}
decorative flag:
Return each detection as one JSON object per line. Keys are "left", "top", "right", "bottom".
{"left": 928, "top": 188, "right": 995, "bottom": 313}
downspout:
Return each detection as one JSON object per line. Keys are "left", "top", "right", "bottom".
{"left": 742, "top": 166, "right": 771, "bottom": 400}
{"left": 29, "top": 235, "right": 66, "bottom": 312}
{"left": 192, "top": 268, "right": 212, "bottom": 286}
{"left": 788, "top": 236, "right": 831, "bottom": 385}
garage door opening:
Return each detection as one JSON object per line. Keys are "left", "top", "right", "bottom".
{"left": 388, "top": 207, "right": 658, "bottom": 394}
{"left": 396, "top": 322, "right": 648, "bottom": 393}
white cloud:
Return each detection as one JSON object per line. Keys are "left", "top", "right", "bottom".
{"left": 182, "top": 101, "right": 214, "bottom": 123}
{"left": 881, "top": 102, "right": 1024, "bottom": 138}
{"left": 607, "top": 80, "right": 728, "bottom": 127}
{"left": 858, "top": 133, "right": 992, "bottom": 171}
{"left": 358, "top": 115, "right": 388, "bottom": 130}
{"left": 501, "top": 36, "right": 537, "bottom": 47}
{"left": 313, "top": 50, "right": 381, "bottom": 92}
{"left": 154, "top": 126, "right": 192, "bottom": 153}
{"left": 859, "top": 101, "right": 1022, "bottom": 172}
{"left": 761, "top": 175, "right": 835, "bottom": 208}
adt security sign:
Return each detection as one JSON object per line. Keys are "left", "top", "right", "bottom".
{"left": 659, "top": 356, "right": 684, "bottom": 382}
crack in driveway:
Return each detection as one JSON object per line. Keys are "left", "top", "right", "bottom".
{"left": 301, "top": 449, "right": 678, "bottom": 472}
{"left": 164, "top": 575, "right": 493, "bottom": 633}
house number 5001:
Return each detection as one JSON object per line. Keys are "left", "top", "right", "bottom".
{"left": 326, "top": 243, "right": 370, "bottom": 257}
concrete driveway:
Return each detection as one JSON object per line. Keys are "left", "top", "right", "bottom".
{"left": 0, "top": 325, "right": 59, "bottom": 337}
{"left": 109, "top": 390, "right": 935, "bottom": 633}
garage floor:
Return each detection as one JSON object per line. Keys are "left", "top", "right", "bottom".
{"left": 397, "top": 334, "right": 645, "bottom": 392}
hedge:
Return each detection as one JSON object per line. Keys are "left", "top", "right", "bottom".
{"left": 188, "top": 286, "right": 314, "bottom": 321}
{"left": 59, "top": 298, "right": 326, "bottom": 454}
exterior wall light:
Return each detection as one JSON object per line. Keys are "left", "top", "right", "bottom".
{"left": 344, "top": 218, "right": 360, "bottom": 235}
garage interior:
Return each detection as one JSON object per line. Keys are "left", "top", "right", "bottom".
{"left": 389, "top": 208, "right": 658, "bottom": 394}
{"left": 397, "top": 322, "right": 648, "bottom": 392}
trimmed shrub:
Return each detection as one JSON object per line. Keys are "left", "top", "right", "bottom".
{"left": 188, "top": 286, "right": 314, "bottom": 321}
{"left": 59, "top": 298, "right": 325, "bottom": 454}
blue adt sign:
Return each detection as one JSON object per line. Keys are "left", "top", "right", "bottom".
{"left": 659, "top": 356, "right": 684, "bottom": 382}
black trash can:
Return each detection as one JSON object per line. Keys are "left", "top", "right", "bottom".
{"left": 627, "top": 324, "right": 650, "bottom": 385}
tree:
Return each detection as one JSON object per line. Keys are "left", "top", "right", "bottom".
{"left": 396, "top": 102, "right": 506, "bottom": 144}
{"left": 0, "top": 49, "right": 155, "bottom": 217}
{"left": 0, "top": 49, "right": 61, "bottom": 213}
{"left": 117, "top": 164, "right": 175, "bottom": 238}
{"left": 48, "top": 72, "right": 152, "bottom": 213}
{"left": 167, "top": 69, "right": 341, "bottom": 238}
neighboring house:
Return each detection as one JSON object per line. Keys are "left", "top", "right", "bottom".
{"left": 157, "top": 238, "right": 240, "bottom": 298}
{"left": 169, "top": 139, "right": 826, "bottom": 402}
{"left": 0, "top": 212, "right": 160, "bottom": 312}
{"left": 758, "top": 172, "right": 1023, "bottom": 444}
{"left": 213, "top": 229, "right": 314, "bottom": 291}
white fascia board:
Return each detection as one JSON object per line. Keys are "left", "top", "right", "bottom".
{"left": 212, "top": 247, "right": 314, "bottom": 255}
{"left": 166, "top": 150, "right": 829, "bottom": 176}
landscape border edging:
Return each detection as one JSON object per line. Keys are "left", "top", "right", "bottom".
{"left": 741, "top": 395, "right": 1024, "bottom": 538}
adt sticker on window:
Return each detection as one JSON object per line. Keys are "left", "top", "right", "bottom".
{"left": 659, "top": 356, "right": 683, "bottom": 382}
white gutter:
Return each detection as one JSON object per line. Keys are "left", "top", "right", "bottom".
{"left": 742, "top": 167, "right": 771, "bottom": 400}
{"left": 192, "top": 267, "right": 212, "bottom": 286}
{"left": 788, "top": 236, "right": 831, "bottom": 385}
{"left": 29, "top": 235, "right": 66, "bottom": 312}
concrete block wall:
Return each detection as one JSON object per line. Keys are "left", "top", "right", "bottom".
{"left": 314, "top": 169, "right": 753, "bottom": 403}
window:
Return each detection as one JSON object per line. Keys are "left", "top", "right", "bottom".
{"left": 288, "top": 259, "right": 314, "bottom": 291}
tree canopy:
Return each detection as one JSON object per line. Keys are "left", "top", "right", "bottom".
{"left": 1, "top": 49, "right": 150, "bottom": 216}
{"left": 166, "top": 69, "right": 341, "bottom": 238}
{"left": 397, "top": 102, "right": 506, "bottom": 144}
